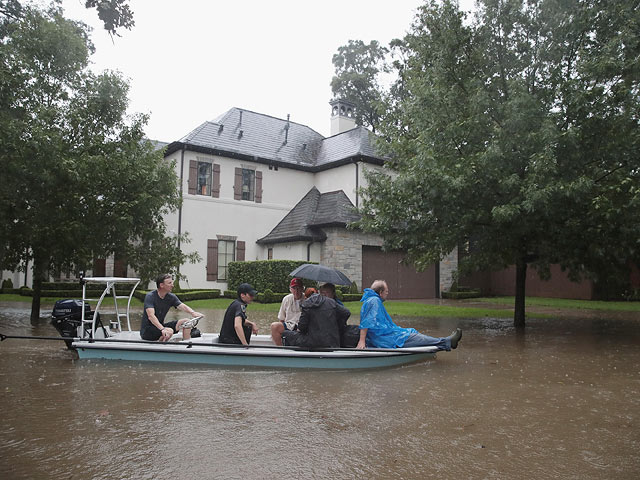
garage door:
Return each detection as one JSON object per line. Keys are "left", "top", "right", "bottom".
{"left": 361, "top": 246, "right": 437, "bottom": 299}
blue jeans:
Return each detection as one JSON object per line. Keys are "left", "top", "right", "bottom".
{"left": 402, "top": 332, "right": 451, "bottom": 351}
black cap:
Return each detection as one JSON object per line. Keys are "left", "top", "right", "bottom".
{"left": 237, "top": 283, "right": 257, "bottom": 297}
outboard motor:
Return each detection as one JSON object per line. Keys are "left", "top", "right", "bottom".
{"left": 51, "top": 299, "right": 105, "bottom": 349}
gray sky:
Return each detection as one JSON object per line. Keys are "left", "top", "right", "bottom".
{"left": 60, "top": 0, "right": 476, "bottom": 142}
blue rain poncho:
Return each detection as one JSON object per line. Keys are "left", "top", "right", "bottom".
{"left": 359, "top": 288, "right": 417, "bottom": 348}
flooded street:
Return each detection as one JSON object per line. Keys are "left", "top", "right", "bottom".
{"left": 0, "top": 302, "right": 638, "bottom": 479}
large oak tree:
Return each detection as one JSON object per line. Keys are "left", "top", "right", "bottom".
{"left": 0, "top": 3, "right": 197, "bottom": 320}
{"left": 357, "top": 0, "right": 640, "bottom": 327}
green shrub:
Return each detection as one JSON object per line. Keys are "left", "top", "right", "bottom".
{"left": 176, "top": 290, "right": 221, "bottom": 301}
{"left": 441, "top": 289, "right": 481, "bottom": 299}
{"left": 342, "top": 293, "right": 362, "bottom": 302}
{"left": 42, "top": 282, "right": 83, "bottom": 290}
{"left": 20, "top": 289, "right": 106, "bottom": 298}
{"left": 133, "top": 289, "right": 220, "bottom": 302}
{"left": 227, "top": 260, "right": 315, "bottom": 293}
{"left": 256, "top": 289, "right": 288, "bottom": 303}
{"left": 1, "top": 278, "right": 14, "bottom": 290}
{"left": 224, "top": 290, "right": 236, "bottom": 299}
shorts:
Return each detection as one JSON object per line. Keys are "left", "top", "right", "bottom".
{"left": 141, "top": 320, "right": 179, "bottom": 341}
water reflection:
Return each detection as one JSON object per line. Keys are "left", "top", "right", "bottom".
{"left": 0, "top": 301, "right": 638, "bottom": 479}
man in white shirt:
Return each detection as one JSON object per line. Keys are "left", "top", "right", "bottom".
{"left": 270, "top": 277, "right": 304, "bottom": 346}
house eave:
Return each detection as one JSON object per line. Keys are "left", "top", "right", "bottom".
{"left": 165, "top": 141, "right": 385, "bottom": 172}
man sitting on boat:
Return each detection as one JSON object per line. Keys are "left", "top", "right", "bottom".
{"left": 318, "top": 282, "right": 344, "bottom": 306}
{"left": 282, "top": 292, "right": 351, "bottom": 348}
{"left": 270, "top": 277, "right": 304, "bottom": 346}
{"left": 140, "top": 274, "right": 204, "bottom": 342}
{"left": 219, "top": 283, "right": 259, "bottom": 345}
{"left": 356, "top": 280, "right": 462, "bottom": 351}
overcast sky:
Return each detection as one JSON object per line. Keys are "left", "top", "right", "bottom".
{"left": 59, "top": 0, "right": 475, "bottom": 142}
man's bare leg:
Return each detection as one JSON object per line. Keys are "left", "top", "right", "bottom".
{"left": 270, "top": 321, "right": 285, "bottom": 346}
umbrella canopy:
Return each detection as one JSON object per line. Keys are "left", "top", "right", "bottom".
{"left": 289, "top": 264, "right": 352, "bottom": 286}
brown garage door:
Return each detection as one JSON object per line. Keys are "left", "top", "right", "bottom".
{"left": 362, "top": 246, "right": 437, "bottom": 299}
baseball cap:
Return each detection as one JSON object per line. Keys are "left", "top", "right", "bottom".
{"left": 237, "top": 283, "right": 258, "bottom": 296}
{"left": 290, "top": 278, "right": 303, "bottom": 288}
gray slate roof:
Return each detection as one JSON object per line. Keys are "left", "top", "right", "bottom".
{"left": 165, "top": 107, "right": 384, "bottom": 171}
{"left": 257, "top": 187, "right": 361, "bottom": 244}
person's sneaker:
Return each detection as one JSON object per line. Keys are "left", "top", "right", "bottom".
{"left": 449, "top": 328, "right": 462, "bottom": 349}
{"left": 181, "top": 316, "right": 202, "bottom": 330}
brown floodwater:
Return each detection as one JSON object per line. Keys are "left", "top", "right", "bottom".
{"left": 0, "top": 301, "right": 638, "bottom": 479}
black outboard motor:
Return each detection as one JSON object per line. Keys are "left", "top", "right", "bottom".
{"left": 51, "top": 299, "right": 105, "bottom": 349}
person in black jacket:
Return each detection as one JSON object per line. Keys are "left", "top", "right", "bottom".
{"left": 281, "top": 293, "right": 350, "bottom": 348}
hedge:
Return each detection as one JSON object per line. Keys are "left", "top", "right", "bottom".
{"left": 19, "top": 289, "right": 111, "bottom": 298}
{"left": 342, "top": 294, "right": 363, "bottom": 302}
{"left": 133, "top": 289, "right": 221, "bottom": 302}
{"left": 42, "top": 282, "right": 85, "bottom": 290}
{"left": 441, "top": 289, "right": 481, "bottom": 300}
{"left": 227, "top": 260, "right": 316, "bottom": 293}
{"left": 255, "top": 290, "right": 288, "bottom": 304}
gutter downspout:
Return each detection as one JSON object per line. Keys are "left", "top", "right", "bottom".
{"left": 307, "top": 242, "right": 313, "bottom": 262}
{"left": 355, "top": 161, "right": 359, "bottom": 208}
{"left": 177, "top": 145, "right": 185, "bottom": 263}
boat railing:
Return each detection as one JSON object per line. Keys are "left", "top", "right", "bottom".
{"left": 80, "top": 277, "right": 141, "bottom": 338}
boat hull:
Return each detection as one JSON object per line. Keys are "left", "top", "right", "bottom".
{"left": 73, "top": 334, "right": 437, "bottom": 369}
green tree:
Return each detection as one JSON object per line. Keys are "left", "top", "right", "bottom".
{"left": 0, "top": 4, "right": 198, "bottom": 320}
{"left": 83, "top": 0, "right": 134, "bottom": 36}
{"left": 0, "top": 1, "right": 134, "bottom": 36}
{"left": 331, "top": 39, "right": 389, "bottom": 132}
{"left": 357, "top": 0, "right": 640, "bottom": 327}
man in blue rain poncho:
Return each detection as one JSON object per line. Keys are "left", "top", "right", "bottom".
{"left": 356, "top": 280, "right": 462, "bottom": 350}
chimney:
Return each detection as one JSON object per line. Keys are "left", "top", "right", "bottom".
{"left": 329, "top": 99, "right": 357, "bottom": 136}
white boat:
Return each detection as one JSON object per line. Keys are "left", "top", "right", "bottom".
{"left": 54, "top": 277, "right": 438, "bottom": 369}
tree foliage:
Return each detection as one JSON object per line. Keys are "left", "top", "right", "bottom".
{"left": 0, "top": 4, "right": 198, "bottom": 319}
{"left": 357, "top": 0, "right": 640, "bottom": 326}
{"left": 330, "top": 39, "right": 389, "bottom": 132}
{"left": 84, "top": 0, "right": 134, "bottom": 36}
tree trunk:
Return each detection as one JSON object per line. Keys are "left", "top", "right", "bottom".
{"left": 30, "top": 255, "right": 45, "bottom": 322}
{"left": 514, "top": 257, "right": 527, "bottom": 329}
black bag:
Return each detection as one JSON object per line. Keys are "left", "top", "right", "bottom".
{"left": 341, "top": 324, "right": 360, "bottom": 348}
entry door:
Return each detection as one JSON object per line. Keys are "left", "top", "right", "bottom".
{"left": 361, "top": 246, "right": 437, "bottom": 299}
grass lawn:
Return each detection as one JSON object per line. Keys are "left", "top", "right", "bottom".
{"left": 5, "top": 293, "right": 635, "bottom": 318}
{"left": 1, "top": 294, "right": 527, "bottom": 318}
{"left": 161, "top": 298, "right": 525, "bottom": 318}
{"left": 474, "top": 296, "right": 640, "bottom": 312}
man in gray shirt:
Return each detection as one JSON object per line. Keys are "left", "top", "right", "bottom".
{"left": 140, "top": 274, "right": 203, "bottom": 341}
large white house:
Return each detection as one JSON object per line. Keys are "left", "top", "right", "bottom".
{"left": 160, "top": 100, "right": 456, "bottom": 298}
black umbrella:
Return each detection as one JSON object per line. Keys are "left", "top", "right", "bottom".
{"left": 289, "top": 264, "right": 352, "bottom": 286}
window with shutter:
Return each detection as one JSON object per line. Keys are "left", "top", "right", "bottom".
{"left": 236, "top": 241, "right": 245, "bottom": 261}
{"left": 212, "top": 163, "right": 221, "bottom": 198}
{"left": 207, "top": 239, "right": 218, "bottom": 281}
{"left": 255, "top": 171, "right": 263, "bottom": 203}
{"left": 188, "top": 160, "right": 197, "bottom": 195}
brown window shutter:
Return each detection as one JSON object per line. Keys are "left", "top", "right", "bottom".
{"left": 255, "top": 170, "right": 263, "bottom": 203}
{"left": 188, "top": 160, "right": 197, "bottom": 195}
{"left": 206, "top": 239, "right": 218, "bottom": 281}
{"left": 234, "top": 167, "right": 242, "bottom": 200}
{"left": 212, "top": 163, "right": 221, "bottom": 198}
{"left": 236, "top": 240, "right": 245, "bottom": 261}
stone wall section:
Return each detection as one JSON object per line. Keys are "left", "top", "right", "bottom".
{"left": 439, "top": 246, "right": 458, "bottom": 295}
{"left": 320, "top": 227, "right": 383, "bottom": 291}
